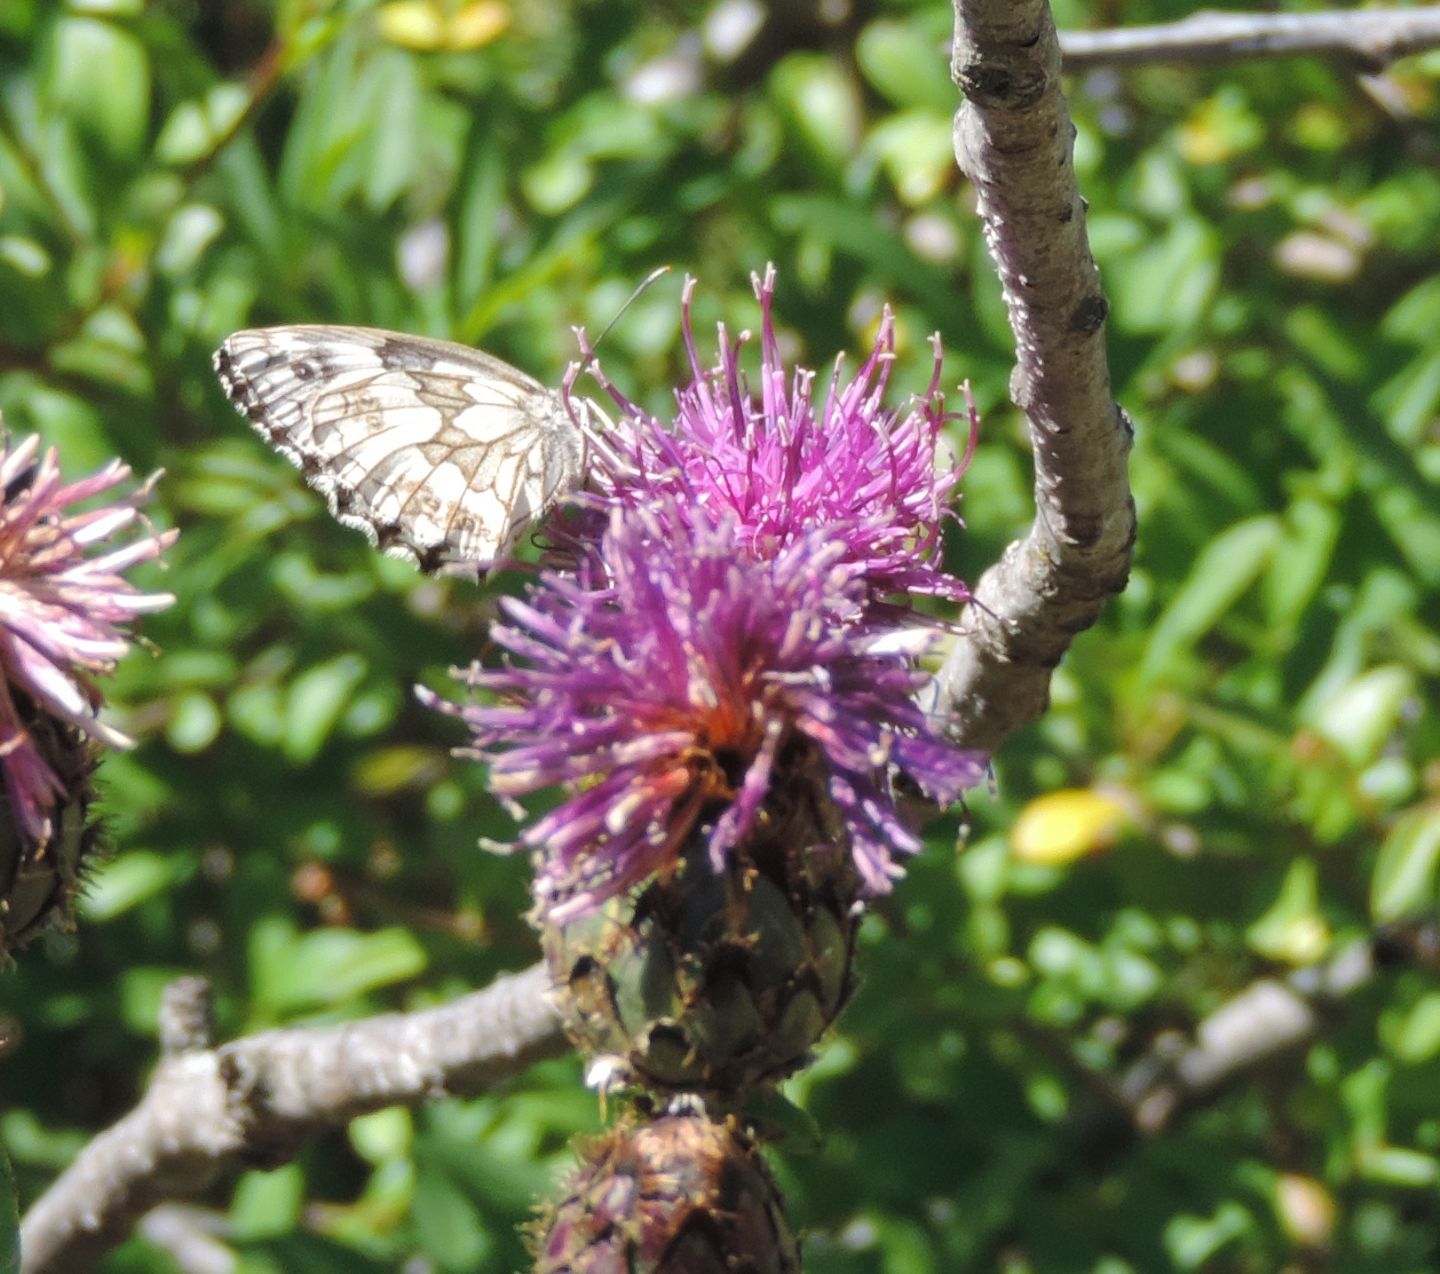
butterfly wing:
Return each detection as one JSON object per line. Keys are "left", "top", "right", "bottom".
{"left": 214, "top": 325, "right": 586, "bottom": 571}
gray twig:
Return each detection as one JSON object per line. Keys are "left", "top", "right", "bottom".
{"left": 18, "top": 964, "right": 566, "bottom": 1274}
{"left": 1066, "top": 923, "right": 1440, "bottom": 1161}
{"left": 1060, "top": 7, "right": 1440, "bottom": 71}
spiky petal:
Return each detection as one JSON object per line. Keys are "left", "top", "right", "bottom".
{"left": 575, "top": 264, "right": 976, "bottom": 611}
{"left": 0, "top": 432, "right": 176, "bottom": 848}
{"left": 423, "top": 505, "right": 986, "bottom": 924}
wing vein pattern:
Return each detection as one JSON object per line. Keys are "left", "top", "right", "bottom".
{"left": 214, "top": 324, "right": 588, "bottom": 572}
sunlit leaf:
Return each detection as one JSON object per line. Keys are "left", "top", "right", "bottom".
{"left": 1371, "top": 803, "right": 1440, "bottom": 922}
{"left": 45, "top": 15, "right": 150, "bottom": 160}
{"left": 1310, "top": 665, "right": 1417, "bottom": 768}
{"left": 1139, "top": 515, "right": 1281, "bottom": 685}
{"left": 229, "top": 1164, "right": 305, "bottom": 1240}
{"left": 1247, "top": 858, "right": 1330, "bottom": 965}
{"left": 284, "top": 653, "right": 369, "bottom": 764}
{"left": 79, "top": 851, "right": 188, "bottom": 922}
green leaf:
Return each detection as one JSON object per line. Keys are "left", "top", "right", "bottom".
{"left": 769, "top": 194, "right": 955, "bottom": 314}
{"left": 350, "top": 1107, "right": 414, "bottom": 1165}
{"left": 0, "top": 1142, "right": 17, "bottom": 1274}
{"left": 229, "top": 1164, "right": 305, "bottom": 1240}
{"left": 361, "top": 49, "right": 425, "bottom": 211}
{"left": 1139, "top": 515, "right": 1282, "bottom": 685}
{"left": 166, "top": 690, "right": 222, "bottom": 753}
{"left": 283, "top": 653, "right": 368, "bottom": 764}
{"left": 352, "top": 745, "right": 446, "bottom": 797}
{"left": 45, "top": 16, "right": 150, "bottom": 160}
{"left": 1371, "top": 804, "right": 1440, "bottom": 922}
{"left": 1164, "top": 1202, "right": 1254, "bottom": 1270}
{"left": 255, "top": 926, "right": 429, "bottom": 1015}
{"left": 1355, "top": 1145, "right": 1440, "bottom": 1187}
{"left": 739, "top": 1090, "right": 823, "bottom": 1152}
{"left": 769, "top": 53, "right": 862, "bottom": 174}
{"left": 411, "top": 1166, "right": 490, "bottom": 1270}
{"left": 271, "top": 555, "right": 376, "bottom": 612}
{"left": 1374, "top": 348, "right": 1440, "bottom": 449}
{"left": 1388, "top": 992, "right": 1440, "bottom": 1064}
{"left": 1381, "top": 274, "right": 1440, "bottom": 344}
{"left": 1262, "top": 498, "right": 1339, "bottom": 634}
{"left": 228, "top": 680, "right": 286, "bottom": 749}
{"left": 0, "top": 236, "right": 52, "bottom": 279}
{"left": 453, "top": 135, "right": 505, "bottom": 314}
{"left": 1310, "top": 664, "right": 1416, "bottom": 767}
{"left": 1109, "top": 217, "right": 1220, "bottom": 335}
{"left": 1373, "top": 483, "right": 1440, "bottom": 587}
{"left": 1284, "top": 305, "right": 1366, "bottom": 383}
{"left": 154, "top": 84, "right": 250, "bottom": 167}
{"left": 1247, "top": 859, "right": 1329, "bottom": 965}
{"left": 68, "top": 0, "right": 143, "bottom": 14}
{"left": 856, "top": 18, "right": 955, "bottom": 114}
{"left": 79, "top": 851, "right": 188, "bottom": 922}
{"left": 521, "top": 149, "right": 593, "bottom": 216}
{"left": 867, "top": 110, "right": 954, "bottom": 206}
{"left": 278, "top": 28, "right": 365, "bottom": 209}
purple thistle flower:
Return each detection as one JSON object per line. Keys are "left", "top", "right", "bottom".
{"left": 571, "top": 265, "right": 976, "bottom": 611}
{"left": 423, "top": 506, "right": 987, "bottom": 923}
{"left": 0, "top": 433, "right": 177, "bottom": 845}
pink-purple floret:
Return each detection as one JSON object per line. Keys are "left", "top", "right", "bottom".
{"left": 583, "top": 265, "right": 976, "bottom": 608}
{"left": 0, "top": 435, "right": 176, "bottom": 844}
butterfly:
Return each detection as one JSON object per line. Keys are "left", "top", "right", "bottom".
{"left": 214, "top": 325, "right": 593, "bottom": 573}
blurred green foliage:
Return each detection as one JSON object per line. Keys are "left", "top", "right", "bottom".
{"left": 1, "top": 0, "right": 1439, "bottom": 1271}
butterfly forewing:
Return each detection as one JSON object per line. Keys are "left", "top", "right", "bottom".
{"left": 213, "top": 325, "right": 587, "bottom": 571}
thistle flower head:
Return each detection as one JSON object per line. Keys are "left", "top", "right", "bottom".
{"left": 574, "top": 265, "right": 976, "bottom": 610}
{"left": 530, "top": 1113, "right": 799, "bottom": 1273}
{"left": 0, "top": 433, "right": 176, "bottom": 846}
{"left": 424, "top": 505, "right": 985, "bottom": 923}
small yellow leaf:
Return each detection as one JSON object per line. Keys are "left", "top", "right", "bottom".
{"left": 1011, "top": 788, "right": 1130, "bottom": 866}
{"left": 450, "top": 1, "right": 509, "bottom": 50}
{"left": 377, "top": 0, "right": 508, "bottom": 51}
{"left": 377, "top": 0, "right": 446, "bottom": 50}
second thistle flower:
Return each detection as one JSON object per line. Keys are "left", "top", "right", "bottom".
{"left": 0, "top": 431, "right": 176, "bottom": 960}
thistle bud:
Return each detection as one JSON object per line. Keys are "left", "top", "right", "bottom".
{"left": 531, "top": 1112, "right": 799, "bottom": 1274}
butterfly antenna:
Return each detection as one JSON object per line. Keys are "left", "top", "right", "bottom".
{"left": 565, "top": 265, "right": 672, "bottom": 392}
{"left": 593, "top": 265, "right": 672, "bottom": 363}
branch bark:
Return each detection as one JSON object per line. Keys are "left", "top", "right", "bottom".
{"left": 1067, "top": 920, "right": 1440, "bottom": 1160}
{"left": 1060, "top": 7, "right": 1440, "bottom": 72}
{"left": 937, "top": 2, "right": 1134, "bottom": 754}
{"left": 18, "top": 963, "right": 566, "bottom": 1274}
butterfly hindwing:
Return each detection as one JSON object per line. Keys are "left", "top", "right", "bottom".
{"left": 214, "top": 325, "right": 587, "bottom": 571}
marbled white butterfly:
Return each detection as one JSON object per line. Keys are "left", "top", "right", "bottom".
{"left": 214, "top": 325, "right": 592, "bottom": 572}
